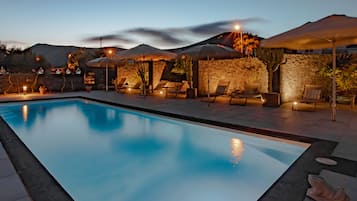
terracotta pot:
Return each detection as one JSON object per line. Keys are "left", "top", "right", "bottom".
{"left": 39, "top": 87, "right": 46, "bottom": 94}
{"left": 85, "top": 85, "right": 92, "bottom": 92}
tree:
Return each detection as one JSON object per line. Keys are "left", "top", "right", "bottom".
{"left": 233, "top": 33, "right": 260, "bottom": 56}
{"left": 256, "top": 48, "right": 285, "bottom": 92}
{"left": 172, "top": 55, "right": 193, "bottom": 88}
{"left": 319, "top": 53, "right": 357, "bottom": 95}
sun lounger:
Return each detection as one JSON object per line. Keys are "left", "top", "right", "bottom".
{"left": 113, "top": 77, "right": 127, "bottom": 93}
{"left": 153, "top": 80, "right": 168, "bottom": 96}
{"left": 164, "top": 81, "right": 188, "bottom": 98}
{"left": 209, "top": 80, "right": 230, "bottom": 103}
{"left": 229, "top": 82, "right": 262, "bottom": 105}
{"left": 122, "top": 81, "right": 141, "bottom": 94}
{"left": 292, "top": 84, "right": 322, "bottom": 111}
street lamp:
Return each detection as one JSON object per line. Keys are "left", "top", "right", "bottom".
{"left": 105, "top": 49, "right": 114, "bottom": 92}
{"left": 234, "top": 24, "right": 243, "bottom": 55}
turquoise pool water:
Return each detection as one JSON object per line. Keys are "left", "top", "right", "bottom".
{"left": 0, "top": 99, "right": 308, "bottom": 201}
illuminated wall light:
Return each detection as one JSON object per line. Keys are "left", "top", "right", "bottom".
{"left": 159, "top": 90, "right": 163, "bottom": 95}
{"left": 23, "top": 85, "right": 27, "bottom": 95}
{"left": 292, "top": 101, "right": 298, "bottom": 110}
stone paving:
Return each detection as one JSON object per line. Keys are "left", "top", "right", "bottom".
{"left": 0, "top": 91, "right": 356, "bottom": 201}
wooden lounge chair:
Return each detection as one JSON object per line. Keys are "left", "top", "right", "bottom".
{"left": 292, "top": 84, "right": 322, "bottom": 111}
{"left": 153, "top": 80, "right": 168, "bottom": 96}
{"left": 209, "top": 80, "right": 230, "bottom": 103}
{"left": 229, "top": 82, "right": 262, "bottom": 105}
{"left": 114, "top": 77, "right": 126, "bottom": 93}
{"left": 123, "top": 81, "right": 141, "bottom": 94}
{"left": 165, "top": 81, "right": 189, "bottom": 98}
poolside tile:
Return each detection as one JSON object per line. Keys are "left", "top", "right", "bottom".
{"left": 0, "top": 174, "right": 30, "bottom": 201}
{"left": 333, "top": 140, "right": 357, "bottom": 161}
{"left": 0, "top": 143, "right": 7, "bottom": 159}
{"left": 0, "top": 158, "right": 17, "bottom": 177}
{"left": 15, "top": 196, "right": 33, "bottom": 201}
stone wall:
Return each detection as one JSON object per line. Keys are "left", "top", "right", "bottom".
{"left": 280, "top": 54, "right": 331, "bottom": 102}
{"left": 0, "top": 73, "right": 36, "bottom": 94}
{"left": 117, "top": 63, "right": 142, "bottom": 86}
{"left": 198, "top": 57, "right": 268, "bottom": 95}
{"left": 116, "top": 61, "right": 166, "bottom": 88}
{"left": 0, "top": 73, "right": 85, "bottom": 94}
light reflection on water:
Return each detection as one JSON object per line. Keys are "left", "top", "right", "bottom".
{"left": 0, "top": 99, "right": 307, "bottom": 201}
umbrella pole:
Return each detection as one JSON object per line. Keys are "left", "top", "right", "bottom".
{"left": 207, "top": 57, "right": 210, "bottom": 106}
{"left": 208, "top": 68, "right": 210, "bottom": 106}
{"left": 106, "top": 64, "right": 108, "bottom": 92}
{"left": 332, "top": 40, "right": 336, "bottom": 121}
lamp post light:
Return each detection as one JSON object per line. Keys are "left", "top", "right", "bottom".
{"left": 105, "top": 49, "right": 114, "bottom": 92}
{"left": 234, "top": 25, "right": 243, "bottom": 55}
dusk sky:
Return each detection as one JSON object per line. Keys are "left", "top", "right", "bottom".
{"left": 1, "top": 0, "right": 356, "bottom": 49}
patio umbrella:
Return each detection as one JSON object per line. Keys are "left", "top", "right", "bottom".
{"left": 178, "top": 44, "right": 240, "bottom": 104}
{"left": 112, "top": 44, "right": 177, "bottom": 61}
{"left": 113, "top": 44, "right": 177, "bottom": 95}
{"left": 260, "top": 14, "right": 357, "bottom": 121}
{"left": 87, "top": 57, "right": 121, "bottom": 91}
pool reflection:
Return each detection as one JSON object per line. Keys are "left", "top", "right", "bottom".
{"left": 231, "top": 138, "right": 244, "bottom": 165}
{"left": 21, "top": 104, "right": 28, "bottom": 122}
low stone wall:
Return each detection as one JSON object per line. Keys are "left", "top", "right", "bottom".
{"left": 0, "top": 73, "right": 36, "bottom": 94}
{"left": 0, "top": 73, "right": 85, "bottom": 94}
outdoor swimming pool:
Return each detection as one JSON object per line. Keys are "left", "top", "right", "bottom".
{"left": 0, "top": 99, "right": 309, "bottom": 201}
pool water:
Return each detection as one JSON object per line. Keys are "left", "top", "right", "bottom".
{"left": 0, "top": 99, "right": 308, "bottom": 201}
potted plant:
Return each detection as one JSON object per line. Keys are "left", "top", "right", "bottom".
{"left": 256, "top": 48, "right": 285, "bottom": 107}
{"left": 39, "top": 85, "right": 47, "bottom": 94}
{"left": 172, "top": 55, "right": 196, "bottom": 98}
{"left": 137, "top": 63, "right": 149, "bottom": 96}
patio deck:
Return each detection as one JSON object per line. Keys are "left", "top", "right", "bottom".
{"left": 0, "top": 91, "right": 356, "bottom": 201}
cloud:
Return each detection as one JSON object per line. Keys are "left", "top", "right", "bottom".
{"left": 1, "top": 40, "right": 29, "bottom": 50}
{"left": 187, "top": 17, "right": 267, "bottom": 36}
{"left": 80, "top": 17, "right": 267, "bottom": 48}
{"left": 2, "top": 40, "right": 27, "bottom": 45}
{"left": 83, "top": 34, "right": 134, "bottom": 44}
{"left": 125, "top": 28, "right": 189, "bottom": 45}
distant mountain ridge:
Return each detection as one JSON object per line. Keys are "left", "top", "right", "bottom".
{"left": 28, "top": 44, "right": 97, "bottom": 67}
{"left": 28, "top": 32, "right": 239, "bottom": 66}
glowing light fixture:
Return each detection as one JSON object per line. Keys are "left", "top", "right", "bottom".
{"left": 234, "top": 24, "right": 243, "bottom": 54}
{"left": 23, "top": 85, "right": 27, "bottom": 95}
